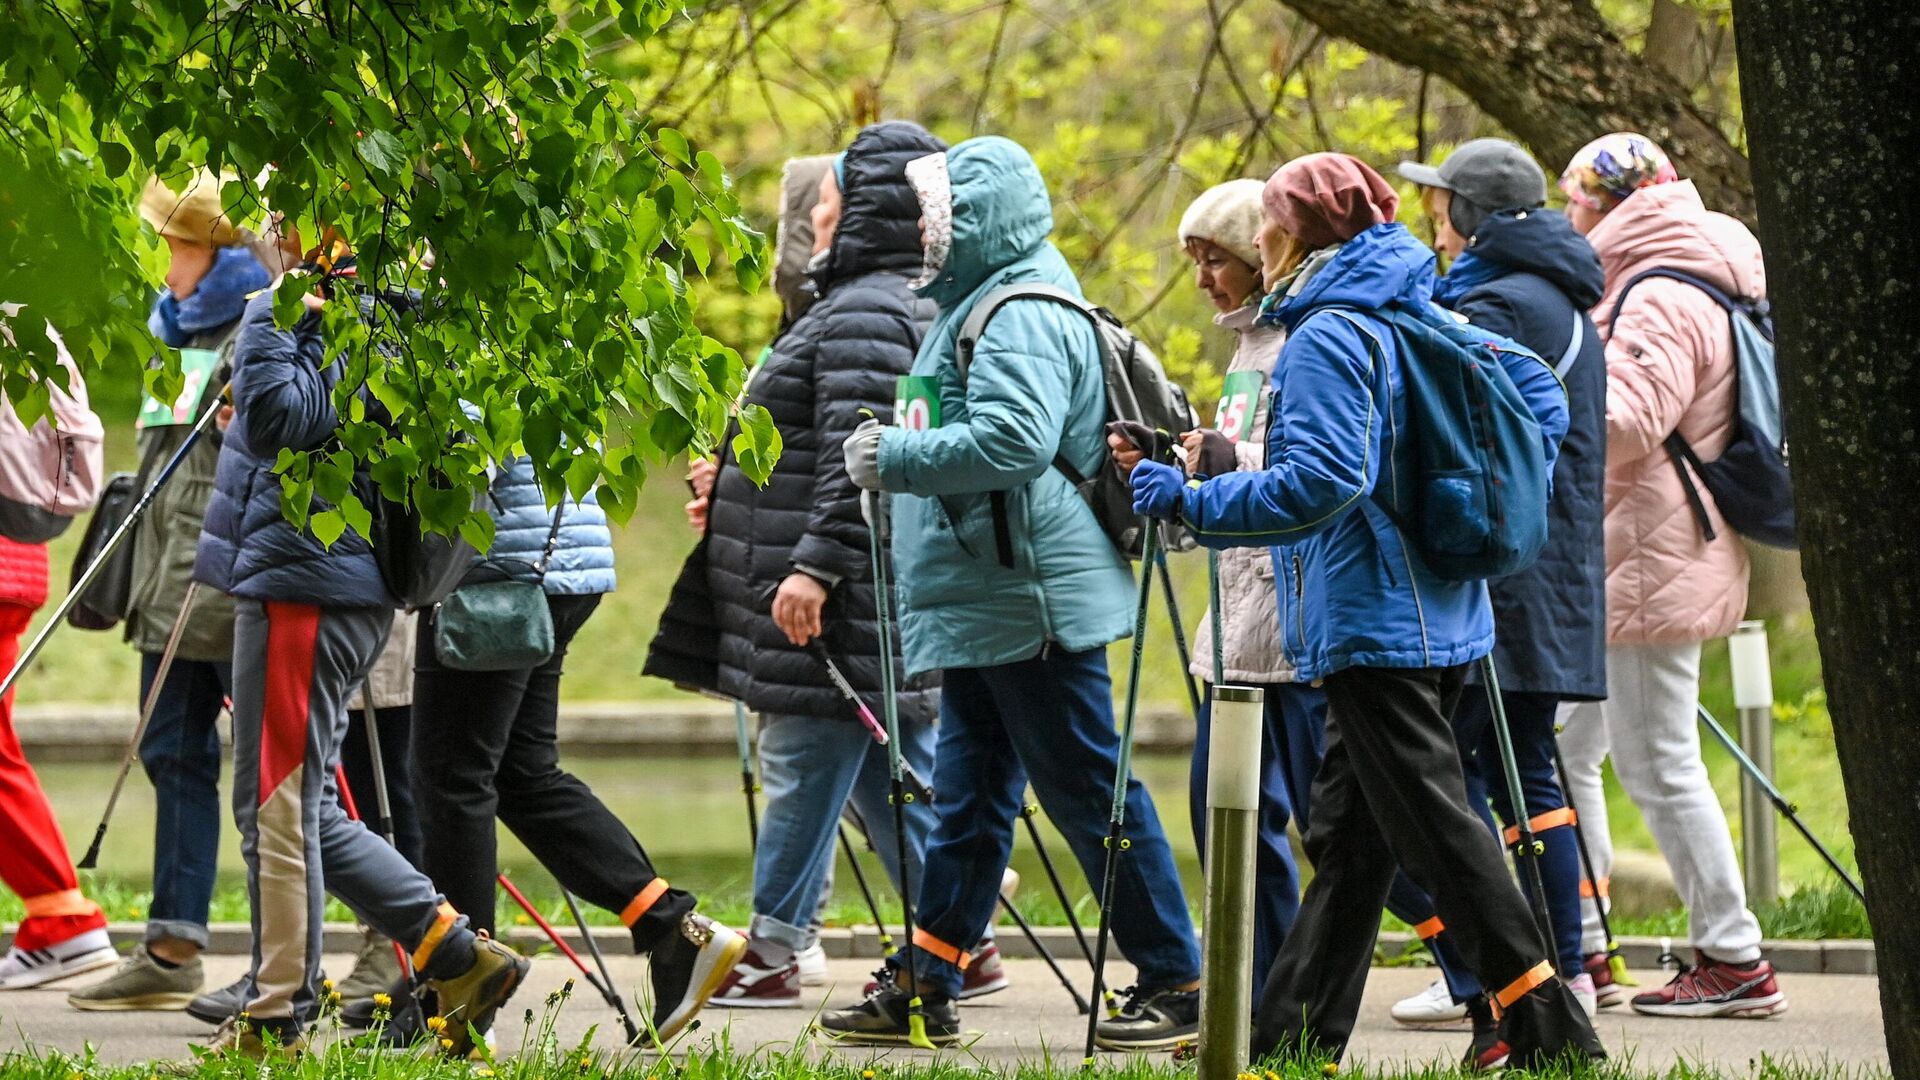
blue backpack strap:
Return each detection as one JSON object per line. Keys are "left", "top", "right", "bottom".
{"left": 1606, "top": 267, "right": 1739, "bottom": 335}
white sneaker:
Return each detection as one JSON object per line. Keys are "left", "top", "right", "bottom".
{"left": 1568, "top": 972, "right": 1598, "bottom": 1018}
{"left": 1389, "top": 977, "right": 1468, "bottom": 1026}
{"left": 0, "top": 928, "right": 118, "bottom": 990}
{"left": 796, "top": 942, "right": 829, "bottom": 987}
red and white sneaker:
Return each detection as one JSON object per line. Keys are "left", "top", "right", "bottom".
{"left": 709, "top": 946, "right": 801, "bottom": 1009}
{"left": 957, "top": 942, "right": 1008, "bottom": 1000}
{"left": 1583, "top": 952, "right": 1627, "bottom": 1010}
{"left": 1631, "top": 951, "right": 1787, "bottom": 1018}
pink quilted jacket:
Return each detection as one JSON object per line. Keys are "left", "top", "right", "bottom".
{"left": 1589, "top": 181, "right": 1763, "bottom": 645}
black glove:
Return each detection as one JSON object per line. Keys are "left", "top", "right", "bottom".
{"left": 1186, "top": 429, "right": 1237, "bottom": 479}
{"left": 1105, "top": 420, "right": 1175, "bottom": 466}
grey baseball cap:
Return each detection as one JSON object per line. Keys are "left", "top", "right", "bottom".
{"left": 1399, "top": 138, "right": 1547, "bottom": 237}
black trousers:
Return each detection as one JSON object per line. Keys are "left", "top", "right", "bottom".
{"left": 1252, "top": 664, "right": 1597, "bottom": 1063}
{"left": 412, "top": 593, "right": 694, "bottom": 952}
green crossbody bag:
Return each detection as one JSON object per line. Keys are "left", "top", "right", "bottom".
{"left": 432, "top": 502, "right": 566, "bottom": 671}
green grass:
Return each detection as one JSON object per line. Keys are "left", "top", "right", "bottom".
{"left": 0, "top": 1016, "right": 1892, "bottom": 1080}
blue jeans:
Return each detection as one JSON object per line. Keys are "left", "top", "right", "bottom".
{"left": 752, "top": 712, "right": 937, "bottom": 956}
{"left": 1189, "top": 681, "right": 1327, "bottom": 995}
{"left": 1386, "top": 688, "right": 1585, "bottom": 991}
{"left": 137, "top": 653, "right": 231, "bottom": 949}
{"left": 895, "top": 647, "right": 1200, "bottom": 998}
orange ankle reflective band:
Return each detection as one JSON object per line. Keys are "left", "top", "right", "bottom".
{"left": 411, "top": 902, "right": 459, "bottom": 970}
{"left": 911, "top": 928, "right": 973, "bottom": 970}
{"left": 1413, "top": 917, "right": 1445, "bottom": 941}
{"left": 1579, "top": 876, "right": 1611, "bottom": 899}
{"left": 1491, "top": 961, "right": 1555, "bottom": 1018}
{"left": 21, "top": 888, "right": 96, "bottom": 918}
{"left": 620, "top": 879, "right": 671, "bottom": 927}
{"left": 1503, "top": 808, "right": 1578, "bottom": 847}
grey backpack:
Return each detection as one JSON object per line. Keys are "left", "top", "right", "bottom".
{"left": 957, "top": 284, "right": 1197, "bottom": 559}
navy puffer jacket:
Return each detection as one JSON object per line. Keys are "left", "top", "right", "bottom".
{"left": 194, "top": 291, "right": 391, "bottom": 608}
{"left": 646, "top": 120, "right": 944, "bottom": 722}
{"left": 1435, "top": 209, "right": 1607, "bottom": 700}
{"left": 481, "top": 457, "right": 616, "bottom": 595}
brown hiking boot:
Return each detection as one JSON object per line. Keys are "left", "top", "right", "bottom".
{"left": 426, "top": 932, "right": 529, "bottom": 1057}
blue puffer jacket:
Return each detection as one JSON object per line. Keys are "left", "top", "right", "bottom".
{"left": 1178, "top": 223, "right": 1566, "bottom": 682}
{"left": 874, "top": 137, "right": 1135, "bottom": 676}
{"left": 194, "top": 291, "right": 391, "bottom": 608}
{"left": 1435, "top": 209, "right": 1607, "bottom": 700}
{"left": 482, "top": 458, "right": 616, "bottom": 596}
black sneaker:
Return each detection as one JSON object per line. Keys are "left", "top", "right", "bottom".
{"left": 186, "top": 975, "right": 251, "bottom": 1026}
{"left": 1094, "top": 984, "right": 1200, "bottom": 1051}
{"left": 814, "top": 967, "right": 962, "bottom": 1046}
{"left": 1464, "top": 994, "right": 1504, "bottom": 1072}
{"left": 645, "top": 913, "right": 746, "bottom": 1045}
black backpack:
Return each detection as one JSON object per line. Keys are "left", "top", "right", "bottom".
{"left": 1608, "top": 269, "right": 1796, "bottom": 549}
{"left": 956, "top": 285, "right": 1198, "bottom": 559}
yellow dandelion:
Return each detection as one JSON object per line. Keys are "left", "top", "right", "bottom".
{"left": 327, "top": 990, "right": 342, "bottom": 1005}
{"left": 373, "top": 992, "right": 392, "bottom": 1008}
{"left": 426, "top": 1015, "right": 448, "bottom": 1033}
{"left": 864, "top": 1071, "right": 877, "bottom": 1079}
{"left": 441, "top": 1038, "right": 455, "bottom": 1051}
{"left": 1322, "top": 1065, "right": 1340, "bottom": 1077}
{"left": 1267, "top": 1072, "right": 1281, "bottom": 1080}
{"left": 322, "top": 978, "right": 334, "bottom": 992}
{"left": 477, "top": 1071, "right": 495, "bottom": 1079}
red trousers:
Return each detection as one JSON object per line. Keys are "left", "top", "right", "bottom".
{"left": 0, "top": 601, "right": 104, "bottom": 951}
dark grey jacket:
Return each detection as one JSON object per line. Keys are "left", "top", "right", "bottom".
{"left": 647, "top": 121, "right": 945, "bottom": 722}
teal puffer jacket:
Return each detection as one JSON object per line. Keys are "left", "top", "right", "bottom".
{"left": 875, "top": 137, "right": 1135, "bottom": 677}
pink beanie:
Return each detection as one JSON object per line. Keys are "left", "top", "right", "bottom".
{"left": 1262, "top": 153, "right": 1400, "bottom": 248}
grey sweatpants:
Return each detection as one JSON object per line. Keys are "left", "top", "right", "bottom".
{"left": 229, "top": 599, "right": 473, "bottom": 1033}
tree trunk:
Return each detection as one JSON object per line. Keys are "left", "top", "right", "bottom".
{"left": 1732, "top": 1, "right": 1920, "bottom": 1073}
{"left": 1273, "top": 0, "right": 1754, "bottom": 220}
{"left": 1642, "top": 0, "right": 1701, "bottom": 84}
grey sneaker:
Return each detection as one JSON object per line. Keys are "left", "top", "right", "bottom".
{"left": 67, "top": 945, "right": 203, "bottom": 1011}
{"left": 335, "top": 929, "right": 401, "bottom": 1004}
{"left": 186, "top": 975, "right": 251, "bottom": 1026}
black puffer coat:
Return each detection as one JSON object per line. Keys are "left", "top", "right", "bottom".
{"left": 1437, "top": 208, "right": 1608, "bottom": 700}
{"left": 646, "top": 121, "right": 946, "bottom": 722}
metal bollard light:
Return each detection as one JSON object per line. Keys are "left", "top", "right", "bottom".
{"left": 1728, "top": 620, "right": 1779, "bottom": 904}
{"left": 1198, "top": 685, "right": 1264, "bottom": 1080}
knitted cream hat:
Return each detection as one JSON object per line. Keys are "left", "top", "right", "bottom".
{"left": 1177, "top": 179, "right": 1265, "bottom": 271}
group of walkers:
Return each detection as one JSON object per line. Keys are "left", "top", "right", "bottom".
{"left": 0, "top": 114, "right": 1786, "bottom": 1072}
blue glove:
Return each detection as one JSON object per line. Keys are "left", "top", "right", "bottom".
{"left": 1131, "top": 459, "right": 1188, "bottom": 521}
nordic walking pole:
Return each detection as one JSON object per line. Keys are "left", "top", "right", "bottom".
{"left": 1084, "top": 522, "right": 1161, "bottom": 1064}
{"left": 837, "top": 817, "right": 897, "bottom": 956}
{"left": 76, "top": 580, "right": 198, "bottom": 870}
{"left": 352, "top": 706, "right": 432, "bottom": 1034}
{"left": 1549, "top": 733, "right": 1635, "bottom": 987}
{"left": 1482, "top": 658, "right": 1558, "bottom": 955}
{"left": 559, "top": 886, "right": 645, "bottom": 1045}
{"left": 1000, "top": 884, "right": 1092, "bottom": 1015}
{"left": 1696, "top": 702, "right": 1865, "bottom": 903}
{"left": 495, "top": 873, "right": 642, "bottom": 1044}
{"left": 0, "top": 389, "right": 226, "bottom": 700}
{"left": 1156, "top": 550, "right": 1202, "bottom": 721}
{"left": 733, "top": 700, "right": 760, "bottom": 849}
{"left": 333, "top": 747, "right": 430, "bottom": 1036}
{"left": 1019, "top": 802, "right": 1117, "bottom": 1016}
{"left": 865, "top": 488, "right": 936, "bottom": 1049}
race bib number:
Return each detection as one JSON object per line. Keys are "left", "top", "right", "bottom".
{"left": 137, "top": 347, "right": 221, "bottom": 429}
{"left": 1213, "top": 370, "right": 1265, "bottom": 443}
{"left": 894, "top": 375, "right": 941, "bottom": 431}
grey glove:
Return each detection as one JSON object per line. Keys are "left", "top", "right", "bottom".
{"left": 843, "top": 418, "right": 886, "bottom": 491}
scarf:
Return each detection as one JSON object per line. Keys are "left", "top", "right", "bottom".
{"left": 146, "top": 246, "right": 271, "bottom": 346}
{"left": 1255, "top": 243, "right": 1345, "bottom": 328}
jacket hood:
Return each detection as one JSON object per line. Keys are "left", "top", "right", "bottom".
{"left": 1454, "top": 208, "right": 1605, "bottom": 309}
{"left": 825, "top": 122, "right": 948, "bottom": 286}
{"left": 1272, "top": 222, "right": 1436, "bottom": 327}
{"left": 773, "top": 155, "right": 835, "bottom": 320}
{"left": 907, "top": 137, "right": 1055, "bottom": 307}
{"left": 1587, "top": 180, "right": 1765, "bottom": 300}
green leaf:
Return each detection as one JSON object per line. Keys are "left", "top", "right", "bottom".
{"left": 655, "top": 126, "right": 690, "bottom": 165}
{"left": 730, "top": 403, "right": 783, "bottom": 486}
{"left": 338, "top": 492, "right": 374, "bottom": 541}
{"left": 355, "top": 129, "right": 408, "bottom": 179}
{"left": 98, "top": 141, "right": 131, "bottom": 178}
{"left": 310, "top": 509, "right": 347, "bottom": 548}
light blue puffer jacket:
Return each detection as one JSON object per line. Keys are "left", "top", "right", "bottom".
{"left": 482, "top": 457, "right": 616, "bottom": 596}
{"left": 875, "top": 137, "right": 1135, "bottom": 677}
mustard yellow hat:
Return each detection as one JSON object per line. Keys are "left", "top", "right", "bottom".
{"left": 139, "top": 170, "right": 240, "bottom": 247}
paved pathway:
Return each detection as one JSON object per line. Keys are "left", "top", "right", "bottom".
{"left": 0, "top": 955, "right": 1885, "bottom": 1074}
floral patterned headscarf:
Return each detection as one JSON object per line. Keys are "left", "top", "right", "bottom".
{"left": 1558, "top": 132, "right": 1679, "bottom": 210}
